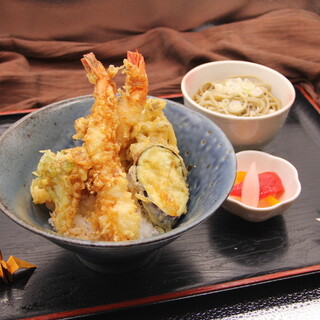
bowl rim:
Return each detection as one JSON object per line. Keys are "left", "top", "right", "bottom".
{"left": 0, "top": 94, "right": 236, "bottom": 248}
{"left": 181, "top": 60, "right": 296, "bottom": 121}
{"left": 226, "top": 150, "right": 301, "bottom": 212}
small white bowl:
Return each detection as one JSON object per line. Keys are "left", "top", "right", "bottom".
{"left": 181, "top": 60, "right": 296, "bottom": 151}
{"left": 223, "top": 150, "right": 301, "bottom": 222}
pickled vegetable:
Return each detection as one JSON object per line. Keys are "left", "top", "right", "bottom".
{"left": 230, "top": 170, "right": 284, "bottom": 207}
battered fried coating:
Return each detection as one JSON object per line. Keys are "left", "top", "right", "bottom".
{"left": 117, "top": 50, "right": 148, "bottom": 154}
{"left": 31, "top": 51, "right": 183, "bottom": 241}
{"left": 129, "top": 97, "right": 179, "bottom": 163}
{"left": 74, "top": 52, "right": 141, "bottom": 241}
{"left": 30, "top": 147, "right": 91, "bottom": 234}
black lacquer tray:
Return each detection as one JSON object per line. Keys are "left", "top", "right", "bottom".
{"left": 1, "top": 88, "right": 320, "bottom": 320}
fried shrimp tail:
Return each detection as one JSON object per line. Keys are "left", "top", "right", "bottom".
{"left": 124, "top": 50, "right": 148, "bottom": 106}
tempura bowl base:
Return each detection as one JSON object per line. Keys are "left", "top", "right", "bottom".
{"left": 76, "top": 250, "right": 159, "bottom": 274}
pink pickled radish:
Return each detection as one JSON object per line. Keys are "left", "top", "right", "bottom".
{"left": 241, "top": 161, "right": 260, "bottom": 207}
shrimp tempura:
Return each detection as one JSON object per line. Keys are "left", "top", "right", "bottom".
{"left": 77, "top": 52, "right": 141, "bottom": 241}
{"left": 117, "top": 50, "right": 148, "bottom": 166}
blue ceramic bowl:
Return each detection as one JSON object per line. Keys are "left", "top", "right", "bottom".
{"left": 0, "top": 96, "right": 236, "bottom": 273}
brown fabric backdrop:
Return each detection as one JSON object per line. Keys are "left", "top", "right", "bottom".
{"left": 0, "top": 1, "right": 319, "bottom": 111}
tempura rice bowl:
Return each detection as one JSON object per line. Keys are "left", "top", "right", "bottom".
{"left": 0, "top": 95, "right": 236, "bottom": 273}
{"left": 181, "top": 60, "right": 296, "bottom": 151}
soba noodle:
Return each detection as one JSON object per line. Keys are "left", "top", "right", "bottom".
{"left": 193, "top": 76, "right": 282, "bottom": 117}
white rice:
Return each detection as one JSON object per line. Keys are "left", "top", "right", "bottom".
{"left": 138, "top": 216, "right": 161, "bottom": 239}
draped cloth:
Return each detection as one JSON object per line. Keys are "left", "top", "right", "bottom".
{"left": 0, "top": 1, "right": 319, "bottom": 111}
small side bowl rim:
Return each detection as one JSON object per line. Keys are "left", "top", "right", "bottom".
{"left": 181, "top": 60, "right": 296, "bottom": 121}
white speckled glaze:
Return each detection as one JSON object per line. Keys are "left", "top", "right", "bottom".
{"left": 223, "top": 150, "right": 301, "bottom": 222}
{"left": 181, "top": 60, "right": 296, "bottom": 151}
{"left": 0, "top": 95, "right": 236, "bottom": 273}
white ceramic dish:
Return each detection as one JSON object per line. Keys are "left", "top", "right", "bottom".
{"left": 181, "top": 60, "right": 296, "bottom": 151}
{"left": 223, "top": 150, "right": 301, "bottom": 222}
